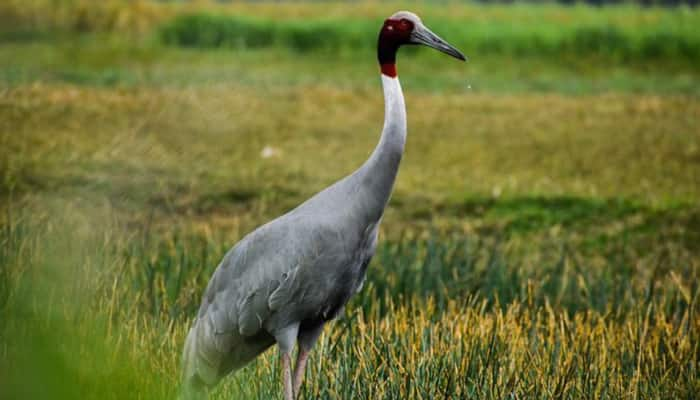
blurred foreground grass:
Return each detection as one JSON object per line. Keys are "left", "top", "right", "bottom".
{"left": 1, "top": 1, "right": 700, "bottom": 399}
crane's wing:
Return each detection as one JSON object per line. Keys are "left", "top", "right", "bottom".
{"left": 184, "top": 212, "right": 358, "bottom": 384}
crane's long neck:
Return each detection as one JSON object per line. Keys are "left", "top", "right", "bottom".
{"left": 356, "top": 73, "right": 407, "bottom": 221}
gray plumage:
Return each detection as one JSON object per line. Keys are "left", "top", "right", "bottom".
{"left": 181, "top": 11, "right": 465, "bottom": 400}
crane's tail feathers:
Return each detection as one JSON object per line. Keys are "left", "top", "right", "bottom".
{"left": 181, "top": 322, "right": 215, "bottom": 400}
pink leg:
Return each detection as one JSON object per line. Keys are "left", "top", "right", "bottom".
{"left": 293, "top": 323, "right": 324, "bottom": 398}
{"left": 281, "top": 353, "right": 294, "bottom": 400}
{"left": 293, "top": 349, "right": 310, "bottom": 398}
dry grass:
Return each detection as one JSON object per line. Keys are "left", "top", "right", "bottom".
{"left": 3, "top": 84, "right": 698, "bottom": 209}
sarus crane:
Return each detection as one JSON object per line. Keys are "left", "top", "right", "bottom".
{"left": 181, "top": 10, "right": 465, "bottom": 400}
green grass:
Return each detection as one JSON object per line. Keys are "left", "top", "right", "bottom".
{"left": 1, "top": 1, "right": 700, "bottom": 399}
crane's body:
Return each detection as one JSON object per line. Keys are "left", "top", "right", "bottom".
{"left": 181, "top": 11, "right": 465, "bottom": 400}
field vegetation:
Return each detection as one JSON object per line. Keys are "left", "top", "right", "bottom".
{"left": 1, "top": 1, "right": 699, "bottom": 399}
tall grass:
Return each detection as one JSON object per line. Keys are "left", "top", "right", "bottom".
{"left": 1, "top": 206, "right": 698, "bottom": 399}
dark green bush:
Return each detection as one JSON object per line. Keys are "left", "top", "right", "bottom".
{"left": 159, "top": 14, "right": 276, "bottom": 49}
{"left": 565, "top": 26, "right": 632, "bottom": 59}
{"left": 640, "top": 31, "right": 700, "bottom": 62}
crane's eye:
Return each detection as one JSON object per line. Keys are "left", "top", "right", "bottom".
{"left": 399, "top": 19, "right": 412, "bottom": 31}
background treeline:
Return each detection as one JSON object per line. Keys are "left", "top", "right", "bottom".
{"left": 472, "top": 0, "right": 699, "bottom": 5}
{"left": 159, "top": 13, "right": 700, "bottom": 63}
{"left": 165, "top": 0, "right": 700, "bottom": 7}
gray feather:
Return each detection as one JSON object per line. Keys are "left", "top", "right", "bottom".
{"left": 268, "top": 264, "right": 300, "bottom": 312}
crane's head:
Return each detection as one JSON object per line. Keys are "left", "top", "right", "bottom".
{"left": 378, "top": 11, "right": 466, "bottom": 76}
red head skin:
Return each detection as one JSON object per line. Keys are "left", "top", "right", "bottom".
{"left": 377, "top": 18, "right": 415, "bottom": 77}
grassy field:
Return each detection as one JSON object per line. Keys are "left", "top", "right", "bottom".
{"left": 1, "top": 1, "right": 699, "bottom": 399}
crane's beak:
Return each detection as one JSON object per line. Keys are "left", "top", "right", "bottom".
{"left": 411, "top": 25, "right": 466, "bottom": 61}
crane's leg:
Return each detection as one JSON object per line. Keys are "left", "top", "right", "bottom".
{"left": 292, "top": 352, "right": 309, "bottom": 399}
{"left": 293, "top": 323, "right": 325, "bottom": 398}
{"left": 281, "top": 352, "right": 293, "bottom": 400}
{"left": 274, "top": 323, "right": 300, "bottom": 400}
